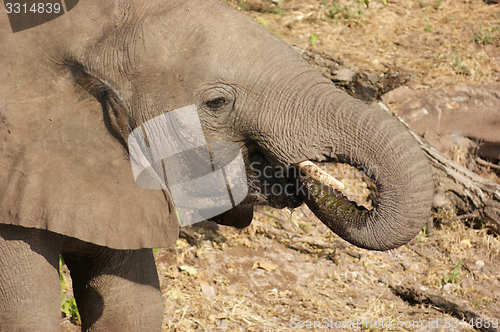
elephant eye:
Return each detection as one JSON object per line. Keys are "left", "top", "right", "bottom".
{"left": 206, "top": 97, "right": 229, "bottom": 109}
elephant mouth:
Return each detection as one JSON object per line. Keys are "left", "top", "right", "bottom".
{"left": 244, "top": 154, "right": 347, "bottom": 210}
{"left": 214, "top": 152, "right": 377, "bottom": 235}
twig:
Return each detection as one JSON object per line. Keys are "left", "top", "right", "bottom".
{"left": 409, "top": 246, "right": 433, "bottom": 263}
{"left": 289, "top": 235, "right": 340, "bottom": 249}
{"left": 476, "top": 157, "right": 500, "bottom": 171}
{"left": 255, "top": 210, "right": 297, "bottom": 233}
{"left": 442, "top": 212, "right": 481, "bottom": 224}
{"left": 251, "top": 219, "right": 290, "bottom": 239}
{"left": 179, "top": 229, "right": 200, "bottom": 245}
{"left": 256, "top": 210, "right": 290, "bottom": 225}
{"left": 390, "top": 284, "right": 497, "bottom": 332}
{"left": 286, "top": 243, "right": 317, "bottom": 254}
{"left": 403, "top": 118, "right": 500, "bottom": 234}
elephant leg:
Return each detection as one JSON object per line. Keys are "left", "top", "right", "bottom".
{"left": 61, "top": 243, "right": 163, "bottom": 332}
{"left": 0, "top": 224, "right": 63, "bottom": 332}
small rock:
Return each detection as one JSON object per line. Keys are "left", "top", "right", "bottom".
{"left": 408, "top": 100, "right": 422, "bottom": 109}
{"left": 333, "top": 68, "right": 357, "bottom": 82}
{"left": 201, "top": 284, "right": 216, "bottom": 298}
{"left": 381, "top": 86, "right": 419, "bottom": 104}
{"left": 460, "top": 239, "right": 472, "bottom": 248}
{"left": 176, "top": 252, "right": 185, "bottom": 264}
{"left": 410, "top": 263, "right": 421, "bottom": 272}
{"left": 179, "top": 265, "right": 198, "bottom": 276}
{"left": 216, "top": 319, "right": 228, "bottom": 329}
{"left": 433, "top": 193, "right": 450, "bottom": 208}
{"left": 251, "top": 260, "right": 278, "bottom": 271}
{"left": 168, "top": 288, "right": 185, "bottom": 300}
{"left": 442, "top": 283, "right": 453, "bottom": 292}
{"left": 475, "top": 260, "right": 485, "bottom": 268}
{"left": 451, "top": 95, "right": 468, "bottom": 102}
{"left": 409, "top": 108, "right": 429, "bottom": 121}
{"left": 226, "top": 261, "right": 235, "bottom": 271}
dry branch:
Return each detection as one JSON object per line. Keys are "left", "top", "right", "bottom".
{"left": 251, "top": 218, "right": 347, "bottom": 253}
{"left": 408, "top": 127, "right": 500, "bottom": 234}
{"left": 300, "top": 49, "right": 412, "bottom": 102}
{"left": 302, "top": 49, "right": 500, "bottom": 234}
{"left": 390, "top": 284, "right": 498, "bottom": 332}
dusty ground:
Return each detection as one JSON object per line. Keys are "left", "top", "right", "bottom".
{"left": 231, "top": 0, "right": 500, "bottom": 87}
{"left": 60, "top": 1, "right": 500, "bottom": 331}
{"left": 156, "top": 211, "right": 500, "bottom": 332}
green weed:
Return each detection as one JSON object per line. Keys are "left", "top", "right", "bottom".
{"left": 473, "top": 25, "right": 499, "bottom": 45}
{"left": 257, "top": 16, "right": 269, "bottom": 27}
{"left": 451, "top": 57, "right": 470, "bottom": 75}
{"left": 60, "top": 256, "right": 81, "bottom": 323}
{"left": 416, "top": 226, "right": 428, "bottom": 244}
{"left": 271, "top": 1, "right": 283, "bottom": 14}
{"left": 309, "top": 32, "right": 318, "bottom": 46}
{"left": 438, "top": 260, "right": 462, "bottom": 286}
{"left": 222, "top": 0, "right": 283, "bottom": 14}
{"left": 322, "top": 0, "right": 369, "bottom": 24}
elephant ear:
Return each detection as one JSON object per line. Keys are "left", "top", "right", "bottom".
{"left": 0, "top": 56, "right": 179, "bottom": 250}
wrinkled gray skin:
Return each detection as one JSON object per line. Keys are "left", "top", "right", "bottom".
{"left": 0, "top": 0, "right": 433, "bottom": 331}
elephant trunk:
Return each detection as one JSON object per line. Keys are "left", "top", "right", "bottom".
{"left": 295, "top": 90, "right": 434, "bottom": 251}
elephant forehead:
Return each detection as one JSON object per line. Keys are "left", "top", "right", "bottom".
{"left": 140, "top": 2, "right": 293, "bottom": 85}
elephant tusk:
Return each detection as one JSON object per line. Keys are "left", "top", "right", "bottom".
{"left": 296, "top": 161, "right": 345, "bottom": 190}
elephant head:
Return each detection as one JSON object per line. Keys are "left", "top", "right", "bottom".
{"left": 0, "top": 0, "right": 433, "bottom": 251}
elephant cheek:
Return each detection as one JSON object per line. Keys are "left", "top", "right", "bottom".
{"left": 209, "top": 206, "right": 254, "bottom": 229}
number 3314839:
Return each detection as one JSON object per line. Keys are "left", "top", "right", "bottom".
{"left": 5, "top": 3, "right": 61, "bottom": 14}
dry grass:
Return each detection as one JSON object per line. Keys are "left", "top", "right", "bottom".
{"left": 158, "top": 213, "right": 500, "bottom": 331}
{"left": 225, "top": 0, "right": 500, "bottom": 89}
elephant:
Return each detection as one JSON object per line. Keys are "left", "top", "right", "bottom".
{"left": 0, "top": 0, "right": 434, "bottom": 331}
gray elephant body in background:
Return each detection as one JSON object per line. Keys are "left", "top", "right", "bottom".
{"left": 0, "top": 1, "right": 433, "bottom": 331}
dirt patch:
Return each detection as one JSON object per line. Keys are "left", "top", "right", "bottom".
{"left": 227, "top": 0, "right": 500, "bottom": 88}
{"left": 158, "top": 209, "right": 500, "bottom": 331}
{"left": 395, "top": 84, "right": 500, "bottom": 147}
{"left": 389, "top": 83, "right": 500, "bottom": 190}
